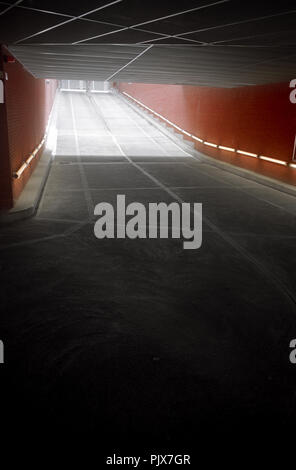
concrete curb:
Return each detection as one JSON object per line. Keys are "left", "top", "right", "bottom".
{"left": 0, "top": 92, "right": 59, "bottom": 225}
{"left": 0, "top": 149, "right": 54, "bottom": 225}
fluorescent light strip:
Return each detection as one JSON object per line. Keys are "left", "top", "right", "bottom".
{"left": 192, "top": 135, "right": 203, "bottom": 143}
{"left": 122, "top": 92, "right": 292, "bottom": 168}
{"left": 204, "top": 141, "right": 218, "bottom": 148}
{"left": 15, "top": 162, "right": 28, "bottom": 178}
{"left": 13, "top": 136, "right": 47, "bottom": 179}
{"left": 26, "top": 155, "right": 35, "bottom": 165}
{"left": 123, "top": 91, "right": 196, "bottom": 139}
{"left": 259, "top": 156, "right": 287, "bottom": 166}
{"left": 237, "top": 149, "right": 258, "bottom": 158}
{"left": 219, "top": 145, "right": 235, "bottom": 152}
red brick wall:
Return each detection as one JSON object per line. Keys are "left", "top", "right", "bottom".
{"left": 117, "top": 82, "right": 296, "bottom": 186}
{"left": 0, "top": 45, "right": 57, "bottom": 208}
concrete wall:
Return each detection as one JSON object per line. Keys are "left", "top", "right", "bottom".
{"left": 116, "top": 82, "right": 296, "bottom": 186}
{"left": 0, "top": 45, "right": 57, "bottom": 209}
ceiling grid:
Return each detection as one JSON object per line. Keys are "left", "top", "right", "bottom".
{"left": 0, "top": 0, "right": 295, "bottom": 86}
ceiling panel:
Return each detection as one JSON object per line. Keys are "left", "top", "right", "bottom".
{"left": 84, "top": 29, "right": 165, "bottom": 44}
{"left": 84, "top": 0, "right": 203, "bottom": 27}
{"left": 0, "top": 0, "right": 295, "bottom": 87}
{"left": 20, "top": 18, "right": 118, "bottom": 43}
{"left": 20, "top": 0, "right": 111, "bottom": 17}
{"left": 181, "top": 11, "right": 296, "bottom": 44}
{"left": 142, "top": 1, "right": 296, "bottom": 35}
{"left": 0, "top": 8, "right": 64, "bottom": 43}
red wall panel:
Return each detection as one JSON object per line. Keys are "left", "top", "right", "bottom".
{"left": 117, "top": 82, "right": 296, "bottom": 186}
{"left": 0, "top": 45, "right": 57, "bottom": 208}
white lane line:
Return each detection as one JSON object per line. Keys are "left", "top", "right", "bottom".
{"left": 92, "top": 94, "right": 190, "bottom": 166}
{"left": 43, "top": 184, "right": 240, "bottom": 193}
{"left": 110, "top": 132, "right": 127, "bottom": 158}
{"left": 36, "top": 216, "right": 84, "bottom": 224}
{"left": 89, "top": 96, "right": 126, "bottom": 157}
{"left": 90, "top": 95, "right": 196, "bottom": 196}
{"left": 91, "top": 95, "right": 296, "bottom": 309}
{"left": 102, "top": 93, "right": 179, "bottom": 156}
{"left": 36, "top": 91, "right": 61, "bottom": 217}
{"left": 118, "top": 95, "right": 193, "bottom": 157}
{"left": 90, "top": 94, "right": 129, "bottom": 161}
{"left": 119, "top": 105, "right": 172, "bottom": 157}
{"left": 53, "top": 161, "right": 186, "bottom": 166}
{"left": 0, "top": 220, "right": 89, "bottom": 251}
{"left": 69, "top": 94, "right": 80, "bottom": 156}
{"left": 53, "top": 162, "right": 129, "bottom": 165}
{"left": 88, "top": 95, "right": 187, "bottom": 193}
{"left": 69, "top": 93, "right": 94, "bottom": 219}
{"left": 56, "top": 186, "right": 163, "bottom": 192}
{"left": 183, "top": 159, "right": 296, "bottom": 217}
{"left": 129, "top": 152, "right": 296, "bottom": 310}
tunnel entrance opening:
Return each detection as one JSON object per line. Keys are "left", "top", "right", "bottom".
{"left": 38, "top": 88, "right": 193, "bottom": 222}
{"left": 59, "top": 80, "right": 111, "bottom": 93}
{"left": 49, "top": 89, "right": 192, "bottom": 159}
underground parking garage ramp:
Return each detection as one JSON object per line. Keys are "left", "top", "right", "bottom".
{"left": 1, "top": 90, "right": 296, "bottom": 458}
{"left": 1, "top": 0, "right": 296, "bottom": 463}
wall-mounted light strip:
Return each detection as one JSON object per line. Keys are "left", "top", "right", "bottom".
{"left": 15, "top": 162, "right": 28, "bottom": 178}
{"left": 173, "top": 125, "right": 183, "bottom": 132}
{"left": 26, "top": 154, "right": 35, "bottom": 165}
{"left": 13, "top": 136, "right": 46, "bottom": 179}
{"left": 218, "top": 145, "right": 235, "bottom": 152}
{"left": 123, "top": 91, "right": 194, "bottom": 138}
{"left": 292, "top": 134, "right": 296, "bottom": 162}
{"left": 12, "top": 92, "right": 58, "bottom": 180}
{"left": 192, "top": 135, "right": 203, "bottom": 143}
{"left": 259, "top": 155, "right": 288, "bottom": 166}
{"left": 237, "top": 150, "right": 258, "bottom": 158}
{"left": 204, "top": 141, "right": 218, "bottom": 148}
{"left": 121, "top": 91, "right": 294, "bottom": 170}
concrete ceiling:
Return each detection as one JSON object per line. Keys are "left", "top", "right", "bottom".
{"left": 1, "top": 0, "right": 296, "bottom": 87}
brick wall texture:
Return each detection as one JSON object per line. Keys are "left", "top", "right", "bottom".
{"left": 1, "top": 45, "right": 57, "bottom": 207}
